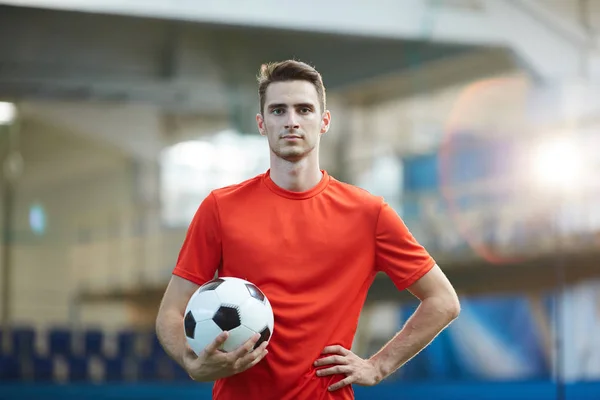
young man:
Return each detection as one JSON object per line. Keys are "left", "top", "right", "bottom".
{"left": 156, "top": 60, "right": 460, "bottom": 399}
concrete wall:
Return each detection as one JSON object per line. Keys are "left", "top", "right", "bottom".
{"left": 2, "top": 115, "right": 135, "bottom": 331}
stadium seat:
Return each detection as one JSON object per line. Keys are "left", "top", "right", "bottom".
{"left": 83, "top": 329, "right": 103, "bottom": 357}
{"left": 49, "top": 328, "right": 73, "bottom": 357}
{"left": 170, "top": 358, "right": 190, "bottom": 382}
{"left": 32, "top": 356, "right": 54, "bottom": 382}
{"left": 116, "top": 330, "right": 137, "bottom": 358}
{"left": 67, "top": 356, "right": 89, "bottom": 382}
{"left": 0, "top": 356, "right": 21, "bottom": 381}
{"left": 137, "top": 357, "right": 158, "bottom": 381}
{"left": 149, "top": 333, "right": 165, "bottom": 357}
{"left": 157, "top": 354, "right": 177, "bottom": 381}
{"left": 11, "top": 327, "right": 35, "bottom": 358}
{"left": 104, "top": 357, "right": 126, "bottom": 382}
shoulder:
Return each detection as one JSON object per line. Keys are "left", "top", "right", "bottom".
{"left": 210, "top": 173, "right": 265, "bottom": 201}
{"left": 195, "top": 173, "right": 265, "bottom": 221}
{"left": 327, "top": 175, "right": 384, "bottom": 212}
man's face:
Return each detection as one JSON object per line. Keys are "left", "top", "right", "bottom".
{"left": 257, "top": 80, "right": 331, "bottom": 162}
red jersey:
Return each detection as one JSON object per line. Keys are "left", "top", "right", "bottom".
{"left": 173, "top": 170, "right": 435, "bottom": 400}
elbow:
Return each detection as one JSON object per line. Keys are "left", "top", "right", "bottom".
{"left": 429, "top": 293, "right": 460, "bottom": 323}
{"left": 422, "top": 294, "right": 460, "bottom": 324}
{"left": 445, "top": 295, "right": 461, "bottom": 322}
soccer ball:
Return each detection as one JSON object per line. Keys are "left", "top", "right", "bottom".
{"left": 184, "top": 277, "right": 274, "bottom": 355}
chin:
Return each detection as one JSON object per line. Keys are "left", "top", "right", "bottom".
{"left": 270, "top": 142, "right": 317, "bottom": 161}
{"left": 273, "top": 149, "right": 308, "bottom": 162}
{"left": 280, "top": 153, "right": 306, "bottom": 162}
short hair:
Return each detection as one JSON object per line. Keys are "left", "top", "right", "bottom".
{"left": 257, "top": 60, "right": 326, "bottom": 115}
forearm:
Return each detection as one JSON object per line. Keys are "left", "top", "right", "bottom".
{"left": 369, "top": 296, "right": 459, "bottom": 379}
{"left": 156, "top": 308, "right": 188, "bottom": 368}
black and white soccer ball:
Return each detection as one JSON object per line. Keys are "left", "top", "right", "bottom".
{"left": 184, "top": 277, "right": 274, "bottom": 355}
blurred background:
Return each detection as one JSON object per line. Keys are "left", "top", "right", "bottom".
{"left": 0, "top": 0, "right": 599, "bottom": 399}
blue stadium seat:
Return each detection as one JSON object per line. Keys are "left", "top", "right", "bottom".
{"left": 68, "top": 356, "right": 89, "bottom": 382}
{"left": 83, "top": 329, "right": 103, "bottom": 357}
{"left": 104, "top": 357, "right": 125, "bottom": 382}
{"left": 157, "top": 355, "right": 177, "bottom": 381}
{"left": 11, "top": 327, "right": 35, "bottom": 358}
{"left": 170, "top": 358, "right": 190, "bottom": 382}
{"left": 150, "top": 334, "right": 165, "bottom": 357}
{"left": 32, "top": 356, "right": 53, "bottom": 382}
{"left": 137, "top": 356, "right": 174, "bottom": 382}
{"left": 0, "top": 355, "right": 21, "bottom": 381}
{"left": 138, "top": 357, "right": 158, "bottom": 381}
{"left": 117, "top": 331, "right": 137, "bottom": 358}
{"left": 49, "top": 328, "right": 73, "bottom": 357}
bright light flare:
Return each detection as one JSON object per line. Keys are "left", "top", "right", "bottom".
{"left": 531, "top": 137, "right": 583, "bottom": 191}
{"left": 0, "top": 102, "right": 16, "bottom": 125}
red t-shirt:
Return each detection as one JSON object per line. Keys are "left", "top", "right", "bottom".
{"left": 173, "top": 170, "right": 435, "bottom": 400}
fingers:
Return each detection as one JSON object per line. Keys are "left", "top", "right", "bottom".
{"left": 316, "top": 365, "right": 351, "bottom": 377}
{"left": 229, "top": 333, "right": 261, "bottom": 360}
{"left": 203, "top": 332, "right": 268, "bottom": 374}
{"left": 235, "top": 340, "right": 268, "bottom": 370}
{"left": 322, "top": 345, "right": 350, "bottom": 356}
{"left": 204, "top": 331, "right": 229, "bottom": 355}
{"left": 241, "top": 340, "right": 268, "bottom": 363}
{"left": 242, "top": 341, "right": 269, "bottom": 369}
{"left": 314, "top": 355, "right": 348, "bottom": 367}
{"left": 328, "top": 376, "right": 354, "bottom": 391}
{"left": 223, "top": 333, "right": 265, "bottom": 372}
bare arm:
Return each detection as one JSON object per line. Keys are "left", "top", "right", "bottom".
{"left": 369, "top": 264, "right": 460, "bottom": 379}
{"left": 155, "top": 275, "right": 200, "bottom": 368}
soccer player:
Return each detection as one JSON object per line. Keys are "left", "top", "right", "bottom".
{"left": 156, "top": 60, "right": 460, "bottom": 399}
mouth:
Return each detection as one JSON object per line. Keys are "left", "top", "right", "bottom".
{"left": 281, "top": 135, "right": 302, "bottom": 141}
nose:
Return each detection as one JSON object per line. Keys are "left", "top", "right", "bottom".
{"left": 284, "top": 113, "right": 299, "bottom": 130}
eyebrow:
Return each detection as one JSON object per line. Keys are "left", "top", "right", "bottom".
{"left": 267, "top": 102, "right": 316, "bottom": 110}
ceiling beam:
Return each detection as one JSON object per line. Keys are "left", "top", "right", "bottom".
{"left": 1, "top": 0, "right": 506, "bottom": 46}
{"left": 487, "top": 0, "right": 597, "bottom": 82}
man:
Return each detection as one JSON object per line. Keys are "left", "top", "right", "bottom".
{"left": 156, "top": 60, "right": 460, "bottom": 399}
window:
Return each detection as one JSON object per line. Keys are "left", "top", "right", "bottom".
{"left": 160, "top": 130, "right": 270, "bottom": 228}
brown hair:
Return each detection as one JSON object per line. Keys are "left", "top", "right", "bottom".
{"left": 257, "top": 60, "right": 326, "bottom": 115}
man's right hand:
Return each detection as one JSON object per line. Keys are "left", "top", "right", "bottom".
{"left": 182, "top": 331, "right": 269, "bottom": 382}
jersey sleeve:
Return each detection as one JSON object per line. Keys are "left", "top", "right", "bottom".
{"left": 172, "top": 192, "right": 222, "bottom": 286}
{"left": 375, "top": 200, "right": 436, "bottom": 291}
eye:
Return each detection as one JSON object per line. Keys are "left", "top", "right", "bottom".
{"left": 299, "top": 107, "right": 311, "bottom": 114}
{"left": 271, "top": 108, "right": 284, "bottom": 115}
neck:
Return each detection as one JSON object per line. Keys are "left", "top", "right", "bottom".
{"left": 269, "top": 152, "right": 323, "bottom": 192}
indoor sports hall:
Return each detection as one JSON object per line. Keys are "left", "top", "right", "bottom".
{"left": 0, "top": 1, "right": 599, "bottom": 399}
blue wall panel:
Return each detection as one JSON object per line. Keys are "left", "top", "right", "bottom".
{"left": 403, "top": 153, "right": 439, "bottom": 192}
{"left": 402, "top": 135, "right": 517, "bottom": 194}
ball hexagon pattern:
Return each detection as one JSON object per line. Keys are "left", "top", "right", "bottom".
{"left": 184, "top": 277, "right": 274, "bottom": 355}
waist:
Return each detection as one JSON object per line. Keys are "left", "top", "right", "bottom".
{"left": 213, "top": 362, "right": 354, "bottom": 400}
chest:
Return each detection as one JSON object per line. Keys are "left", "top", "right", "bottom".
{"left": 217, "top": 202, "right": 374, "bottom": 289}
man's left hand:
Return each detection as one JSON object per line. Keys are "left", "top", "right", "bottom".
{"left": 314, "top": 345, "right": 383, "bottom": 391}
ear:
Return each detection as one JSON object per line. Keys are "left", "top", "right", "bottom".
{"left": 320, "top": 110, "right": 331, "bottom": 135}
{"left": 256, "top": 113, "right": 266, "bottom": 136}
